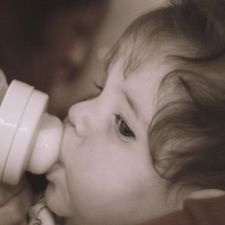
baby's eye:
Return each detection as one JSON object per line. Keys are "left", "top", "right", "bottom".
{"left": 115, "top": 114, "right": 135, "bottom": 139}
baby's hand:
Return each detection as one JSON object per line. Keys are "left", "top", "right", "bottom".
{"left": 28, "top": 199, "right": 55, "bottom": 225}
{"left": 0, "top": 178, "right": 33, "bottom": 225}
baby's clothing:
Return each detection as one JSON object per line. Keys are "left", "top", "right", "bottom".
{"left": 143, "top": 195, "right": 225, "bottom": 225}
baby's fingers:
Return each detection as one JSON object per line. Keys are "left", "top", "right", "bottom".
{"left": 0, "top": 182, "right": 33, "bottom": 225}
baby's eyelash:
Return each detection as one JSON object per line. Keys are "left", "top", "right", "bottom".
{"left": 114, "top": 114, "right": 136, "bottom": 139}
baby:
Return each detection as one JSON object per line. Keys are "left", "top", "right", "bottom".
{"left": 43, "top": 0, "right": 225, "bottom": 225}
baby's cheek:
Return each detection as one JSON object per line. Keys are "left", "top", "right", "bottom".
{"left": 64, "top": 165, "right": 125, "bottom": 222}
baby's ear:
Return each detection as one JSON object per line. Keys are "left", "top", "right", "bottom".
{"left": 187, "top": 189, "right": 225, "bottom": 200}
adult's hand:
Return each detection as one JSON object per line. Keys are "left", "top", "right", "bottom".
{"left": 0, "top": 178, "right": 33, "bottom": 225}
{"left": 0, "top": 70, "right": 33, "bottom": 224}
{"left": 0, "top": 69, "right": 8, "bottom": 103}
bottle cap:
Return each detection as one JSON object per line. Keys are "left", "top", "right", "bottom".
{"left": 0, "top": 80, "right": 62, "bottom": 185}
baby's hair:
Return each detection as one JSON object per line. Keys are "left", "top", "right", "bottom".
{"left": 106, "top": 0, "right": 225, "bottom": 192}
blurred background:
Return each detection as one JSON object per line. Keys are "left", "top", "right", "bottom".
{"left": 0, "top": 0, "right": 167, "bottom": 119}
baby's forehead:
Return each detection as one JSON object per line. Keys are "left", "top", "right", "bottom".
{"left": 104, "top": 33, "right": 212, "bottom": 106}
{"left": 114, "top": 36, "right": 197, "bottom": 75}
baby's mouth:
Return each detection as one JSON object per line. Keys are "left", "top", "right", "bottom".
{"left": 45, "top": 161, "right": 63, "bottom": 185}
{"left": 47, "top": 163, "right": 62, "bottom": 175}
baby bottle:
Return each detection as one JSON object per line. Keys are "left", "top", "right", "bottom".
{"left": 0, "top": 79, "right": 63, "bottom": 185}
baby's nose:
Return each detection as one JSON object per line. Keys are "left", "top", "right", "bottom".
{"left": 68, "top": 100, "right": 97, "bottom": 137}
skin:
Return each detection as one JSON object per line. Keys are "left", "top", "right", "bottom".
{"left": 0, "top": 178, "right": 33, "bottom": 225}
{"left": 45, "top": 42, "right": 192, "bottom": 225}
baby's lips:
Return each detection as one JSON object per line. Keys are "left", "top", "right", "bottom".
{"left": 27, "top": 114, "right": 63, "bottom": 174}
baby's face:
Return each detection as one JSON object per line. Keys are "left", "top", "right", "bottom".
{"left": 45, "top": 47, "right": 182, "bottom": 224}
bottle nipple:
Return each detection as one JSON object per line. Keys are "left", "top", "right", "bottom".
{"left": 0, "top": 80, "right": 63, "bottom": 185}
{"left": 27, "top": 113, "right": 62, "bottom": 174}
